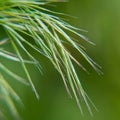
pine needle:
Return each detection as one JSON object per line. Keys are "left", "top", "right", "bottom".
{"left": 0, "top": 0, "right": 101, "bottom": 119}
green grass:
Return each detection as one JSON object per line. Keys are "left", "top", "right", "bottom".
{"left": 0, "top": 0, "right": 100, "bottom": 119}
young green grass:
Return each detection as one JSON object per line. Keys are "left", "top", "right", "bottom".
{"left": 0, "top": 0, "right": 101, "bottom": 119}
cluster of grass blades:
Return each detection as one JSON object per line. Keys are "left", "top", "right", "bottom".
{"left": 0, "top": 0, "right": 101, "bottom": 119}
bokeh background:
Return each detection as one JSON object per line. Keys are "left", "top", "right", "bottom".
{"left": 22, "top": 0, "right": 120, "bottom": 120}
{"left": 1, "top": 0, "right": 120, "bottom": 120}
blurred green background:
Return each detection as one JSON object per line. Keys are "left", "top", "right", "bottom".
{"left": 23, "top": 0, "right": 120, "bottom": 120}
{"left": 2, "top": 0, "right": 120, "bottom": 120}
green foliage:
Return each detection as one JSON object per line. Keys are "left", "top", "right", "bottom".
{"left": 0, "top": 0, "right": 100, "bottom": 119}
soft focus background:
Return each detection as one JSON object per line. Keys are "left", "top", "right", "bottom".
{"left": 2, "top": 0, "right": 120, "bottom": 120}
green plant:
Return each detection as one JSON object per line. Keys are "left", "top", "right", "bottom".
{"left": 0, "top": 0, "right": 101, "bottom": 119}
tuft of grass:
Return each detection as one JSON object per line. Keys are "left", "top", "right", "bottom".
{"left": 0, "top": 0, "right": 101, "bottom": 119}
